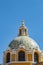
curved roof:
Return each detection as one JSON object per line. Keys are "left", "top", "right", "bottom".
{"left": 8, "top": 21, "right": 40, "bottom": 51}
{"left": 9, "top": 36, "right": 40, "bottom": 50}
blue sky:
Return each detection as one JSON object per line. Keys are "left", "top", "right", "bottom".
{"left": 0, "top": 0, "right": 43, "bottom": 63}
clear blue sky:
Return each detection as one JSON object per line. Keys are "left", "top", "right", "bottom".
{"left": 0, "top": 0, "right": 43, "bottom": 63}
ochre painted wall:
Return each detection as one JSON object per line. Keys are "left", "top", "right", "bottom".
{"left": 36, "top": 63, "right": 43, "bottom": 65}
{"left": 9, "top": 63, "right": 31, "bottom": 65}
{"left": 41, "top": 57, "right": 43, "bottom": 62}
{"left": 11, "top": 54, "right": 15, "bottom": 61}
{"left": 28, "top": 54, "right": 32, "bottom": 61}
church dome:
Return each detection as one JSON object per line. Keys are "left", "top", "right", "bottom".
{"left": 9, "top": 36, "right": 40, "bottom": 50}
{"left": 8, "top": 20, "right": 40, "bottom": 51}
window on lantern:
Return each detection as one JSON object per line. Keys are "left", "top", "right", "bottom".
{"left": 25, "top": 29, "right": 27, "bottom": 35}
{"left": 19, "top": 29, "right": 21, "bottom": 35}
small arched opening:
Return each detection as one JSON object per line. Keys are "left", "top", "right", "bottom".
{"left": 6, "top": 52, "right": 10, "bottom": 63}
{"left": 34, "top": 52, "right": 39, "bottom": 63}
{"left": 18, "top": 51, "right": 25, "bottom": 61}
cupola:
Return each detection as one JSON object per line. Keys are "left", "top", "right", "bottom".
{"left": 18, "top": 20, "right": 28, "bottom": 36}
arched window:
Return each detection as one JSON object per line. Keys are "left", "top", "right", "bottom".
{"left": 19, "top": 29, "right": 21, "bottom": 35}
{"left": 25, "top": 29, "right": 26, "bottom": 33}
{"left": 34, "top": 52, "right": 38, "bottom": 63}
{"left": 18, "top": 51, "right": 25, "bottom": 61}
{"left": 6, "top": 53, "right": 10, "bottom": 63}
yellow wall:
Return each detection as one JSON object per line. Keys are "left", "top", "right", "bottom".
{"left": 9, "top": 63, "right": 31, "bottom": 65}
{"left": 28, "top": 54, "right": 32, "bottom": 61}
{"left": 11, "top": 54, "right": 15, "bottom": 61}
{"left": 8, "top": 62, "right": 43, "bottom": 65}
{"left": 41, "top": 58, "right": 43, "bottom": 62}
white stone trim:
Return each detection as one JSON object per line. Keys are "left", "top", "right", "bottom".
{"left": 10, "top": 52, "right": 11, "bottom": 62}
{"left": 32, "top": 51, "right": 34, "bottom": 62}
{"left": 11, "top": 50, "right": 16, "bottom": 54}
{"left": 25, "top": 51, "right": 26, "bottom": 61}
{"left": 5, "top": 61, "right": 33, "bottom": 64}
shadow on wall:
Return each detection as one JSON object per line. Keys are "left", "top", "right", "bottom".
{"left": 33, "top": 62, "right": 43, "bottom": 65}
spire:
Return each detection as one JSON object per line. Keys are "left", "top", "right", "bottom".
{"left": 22, "top": 20, "right": 25, "bottom": 27}
{"left": 18, "top": 20, "right": 28, "bottom": 36}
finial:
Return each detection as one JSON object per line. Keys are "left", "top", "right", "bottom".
{"left": 18, "top": 20, "right": 28, "bottom": 36}
{"left": 22, "top": 20, "right": 24, "bottom": 26}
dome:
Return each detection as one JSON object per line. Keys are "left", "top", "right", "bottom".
{"left": 9, "top": 36, "right": 40, "bottom": 50}
{"left": 8, "top": 20, "right": 40, "bottom": 51}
